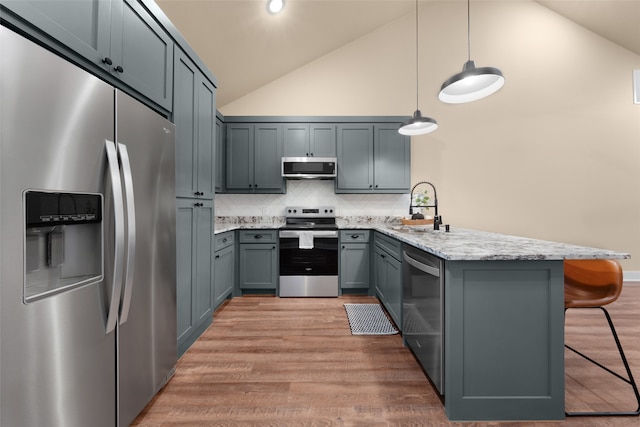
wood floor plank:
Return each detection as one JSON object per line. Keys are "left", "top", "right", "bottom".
{"left": 133, "top": 287, "right": 640, "bottom": 426}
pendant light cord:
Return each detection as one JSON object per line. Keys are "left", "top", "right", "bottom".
{"left": 415, "top": 0, "right": 420, "bottom": 110}
{"left": 467, "top": 0, "right": 471, "bottom": 62}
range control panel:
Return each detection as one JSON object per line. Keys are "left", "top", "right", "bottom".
{"left": 284, "top": 206, "right": 335, "bottom": 218}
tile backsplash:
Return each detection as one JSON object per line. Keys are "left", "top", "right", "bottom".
{"left": 215, "top": 180, "right": 410, "bottom": 217}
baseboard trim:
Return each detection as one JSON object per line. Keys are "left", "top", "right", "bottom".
{"left": 624, "top": 271, "right": 640, "bottom": 282}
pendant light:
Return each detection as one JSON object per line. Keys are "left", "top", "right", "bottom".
{"left": 438, "top": 0, "right": 504, "bottom": 104}
{"left": 399, "top": 0, "right": 438, "bottom": 136}
{"left": 267, "top": 0, "right": 284, "bottom": 14}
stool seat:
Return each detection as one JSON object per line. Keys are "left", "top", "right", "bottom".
{"left": 563, "top": 259, "right": 639, "bottom": 417}
{"left": 564, "top": 259, "right": 623, "bottom": 308}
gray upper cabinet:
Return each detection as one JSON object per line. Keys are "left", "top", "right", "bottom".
{"left": 374, "top": 124, "right": 411, "bottom": 191}
{"left": 336, "top": 123, "right": 410, "bottom": 193}
{"left": 2, "top": 0, "right": 173, "bottom": 111}
{"left": 174, "top": 48, "right": 216, "bottom": 199}
{"left": 283, "top": 124, "right": 336, "bottom": 157}
{"left": 226, "top": 124, "right": 285, "bottom": 193}
{"left": 336, "top": 124, "right": 374, "bottom": 191}
{"left": 215, "top": 117, "right": 224, "bottom": 193}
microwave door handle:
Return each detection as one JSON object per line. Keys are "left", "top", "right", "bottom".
{"left": 117, "top": 142, "right": 136, "bottom": 325}
{"left": 402, "top": 251, "right": 440, "bottom": 277}
{"left": 105, "top": 139, "right": 125, "bottom": 334}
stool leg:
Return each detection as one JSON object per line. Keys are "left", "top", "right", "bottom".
{"left": 565, "top": 307, "right": 640, "bottom": 417}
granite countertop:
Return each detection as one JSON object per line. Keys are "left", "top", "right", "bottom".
{"left": 214, "top": 217, "right": 630, "bottom": 261}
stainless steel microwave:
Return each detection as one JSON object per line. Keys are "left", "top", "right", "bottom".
{"left": 281, "top": 157, "right": 337, "bottom": 179}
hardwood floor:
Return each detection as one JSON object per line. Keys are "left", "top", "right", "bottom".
{"left": 132, "top": 284, "right": 640, "bottom": 426}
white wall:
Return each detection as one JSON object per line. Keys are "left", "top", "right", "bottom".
{"left": 218, "top": 1, "right": 640, "bottom": 270}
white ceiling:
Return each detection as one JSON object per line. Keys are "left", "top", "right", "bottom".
{"left": 155, "top": 0, "right": 640, "bottom": 108}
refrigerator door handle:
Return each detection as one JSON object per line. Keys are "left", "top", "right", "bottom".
{"left": 105, "top": 139, "right": 125, "bottom": 334}
{"left": 118, "top": 142, "right": 136, "bottom": 324}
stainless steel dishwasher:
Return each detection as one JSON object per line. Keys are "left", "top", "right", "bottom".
{"left": 402, "top": 244, "right": 445, "bottom": 394}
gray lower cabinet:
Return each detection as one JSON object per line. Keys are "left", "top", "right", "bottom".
{"left": 176, "top": 198, "right": 214, "bottom": 357}
{"left": 373, "top": 232, "right": 402, "bottom": 330}
{"left": 336, "top": 123, "right": 410, "bottom": 193}
{"left": 339, "top": 230, "right": 370, "bottom": 293}
{"left": 174, "top": 47, "right": 216, "bottom": 199}
{"left": 443, "top": 260, "right": 565, "bottom": 421}
{"left": 237, "top": 230, "right": 278, "bottom": 293}
{"left": 226, "top": 124, "right": 285, "bottom": 193}
{"left": 283, "top": 123, "right": 336, "bottom": 157}
{"left": 2, "top": 0, "right": 174, "bottom": 111}
{"left": 213, "top": 232, "right": 234, "bottom": 309}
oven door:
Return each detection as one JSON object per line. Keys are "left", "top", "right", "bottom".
{"left": 279, "top": 230, "right": 338, "bottom": 296}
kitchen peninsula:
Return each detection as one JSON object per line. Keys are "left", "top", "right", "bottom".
{"left": 214, "top": 217, "right": 629, "bottom": 421}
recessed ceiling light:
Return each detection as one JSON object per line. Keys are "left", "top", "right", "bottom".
{"left": 267, "top": 0, "right": 285, "bottom": 14}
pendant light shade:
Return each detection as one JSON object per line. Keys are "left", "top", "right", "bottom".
{"left": 438, "top": 60, "right": 504, "bottom": 103}
{"left": 439, "top": 0, "right": 504, "bottom": 104}
{"left": 399, "top": 0, "right": 437, "bottom": 136}
{"left": 399, "top": 110, "right": 438, "bottom": 136}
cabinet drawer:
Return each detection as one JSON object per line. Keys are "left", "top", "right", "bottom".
{"left": 214, "top": 231, "right": 234, "bottom": 251}
{"left": 238, "top": 229, "right": 277, "bottom": 244}
{"left": 374, "top": 232, "right": 402, "bottom": 260}
{"left": 340, "top": 230, "right": 370, "bottom": 243}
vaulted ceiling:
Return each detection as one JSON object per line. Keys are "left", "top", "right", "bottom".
{"left": 156, "top": 0, "right": 640, "bottom": 108}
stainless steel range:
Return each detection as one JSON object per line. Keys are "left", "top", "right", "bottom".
{"left": 279, "top": 206, "right": 339, "bottom": 297}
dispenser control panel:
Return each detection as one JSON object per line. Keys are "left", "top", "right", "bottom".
{"left": 25, "top": 191, "right": 102, "bottom": 227}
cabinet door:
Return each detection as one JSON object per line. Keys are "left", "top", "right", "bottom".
{"left": 374, "top": 246, "right": 387, "bottom": 301}
{"left": 238, "top": 243, "right": 277, "bottom": 290}
{"left": 340, "top": 243, "right": 370, "bottom": 289}
{"left": 110, "top": 0, "right": 173, "bottom": 111}
{"left": 336, "top": 124, "right": 373, "bottom": 192}
{"left": 173, "top": 50, "right": 198, "bottom": 198}
{"left": 254, "top": 124, "right": 285, "bottom": 193}
{"left": 283, "top": 124, "right": 310, "bottom": 157}
{"left": 384, "top": 255, "right": 402, "bottom": 329}
{"left": 196, "top": 75, "right": 216, "bottom": 199}
{"left": 310, "top": 124, "right": 336, "bottom": 157}
{"left": 1, "top": 0, "right": 112, "bottom": 68}
{"left": 194, "top": 200, "right": 214, "bottom": 324}
{"left": 214, "top": 245, "right": 234, "bottom": 309}
{"left": 226, "top": 124, "right": 254, "bottom": 191}
{"left": 176, "top": 199, "right": 196, "bottom": 344}
{"left": 215, "top": 118, "right": 224, "bottom": 192}
{"left": 374, "top": 124, "right": 410, "bottom": 191}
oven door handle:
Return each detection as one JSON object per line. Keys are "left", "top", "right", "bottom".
{"left": 279, "top": 230, "right": 338, "bottom": 239}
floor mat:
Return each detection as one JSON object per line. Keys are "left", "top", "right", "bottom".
{"left": 343, "top": 303, "right": 399, "bottom": 335}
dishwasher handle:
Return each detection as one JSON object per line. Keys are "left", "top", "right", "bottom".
{"left": 403, "top": 251, "right": 440, "bottom": 277}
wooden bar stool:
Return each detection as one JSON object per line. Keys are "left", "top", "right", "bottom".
{"left": 564, "top": 259, "right": 640, "bottom": 416}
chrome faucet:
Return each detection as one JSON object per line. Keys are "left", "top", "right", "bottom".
{"left": 409, "top": 181, "right": 442, "bottom": 230}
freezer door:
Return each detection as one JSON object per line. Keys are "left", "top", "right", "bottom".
{"left": 0, "top": 27, "right": 117, "bottom": 427}
{"left": 115, "top": 91, "right": 177, "bottom": 426}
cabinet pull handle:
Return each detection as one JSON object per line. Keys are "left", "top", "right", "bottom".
{"left": 222, "top": 238, "right": 228, "bottom": 243}
{"left": 272, "top": 246, "right": 276, "bottom": 250}
{"left": 369, "top": 184, "right": 373, "bottom": 188}
{"left": 375, "top": 184, "right": 378, "bottom": 188}
{"left": 351, "top": 234, "right": 359, "bottom": 239}
{"left": 114, "top": 65, "right": 124, "bottom": 73}
{"left": 342, "top": 245, "right": 345, "bottom": 249}
{"left": 254, "top": 234, "right": 263, "bottom": 239}
{"left": 102, "top": 57, "right": 113, "bottom": 66}
{"left": 215, "top": 255, "right": 220, "bottom": 259}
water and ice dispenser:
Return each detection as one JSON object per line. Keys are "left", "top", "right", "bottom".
{"left": 24, "top": 191, "right": 103, "bottom": 302}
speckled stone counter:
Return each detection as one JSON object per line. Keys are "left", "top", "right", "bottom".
{"left": 216, "top": 216, "right": 629, "bottom": 261}
{"left": 370, "top": 224, "right": 629, "bottom": 261}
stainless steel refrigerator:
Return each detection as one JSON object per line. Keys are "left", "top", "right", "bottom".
{"left": 0, "top": 26, "right": 177, "bottom": 427}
